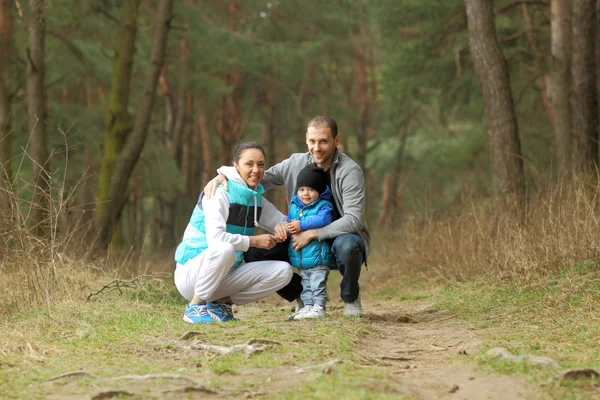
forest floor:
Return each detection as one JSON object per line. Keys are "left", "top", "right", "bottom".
{"left": 1, "top": 264, "right": 599, "bottom": 399}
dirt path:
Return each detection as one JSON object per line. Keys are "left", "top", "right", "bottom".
{"left": 354, "top": 298, "right": 538, "bottom": 399}
{"left": 37, "top": 297, "right": 540, "bottom": 399}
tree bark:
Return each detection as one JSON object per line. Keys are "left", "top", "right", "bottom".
{"left": 0, "top": 0, "right": 12, "bottom": 216}
{"left": 27, "top": 0, "right": 50, "bottom": 236}
{"left": 97, "top": 0, "right": 174, "bottom": 249}
{"left": 571, "top": 0, "right": 598, "bottom": 171}
{"left": 377, "top": 130, "right": 409, "bottom": 228}
{"left": 96, "top": 0, "right": 140, "bottom": 231}
{"left": 464, "top": 0, "right": 525, "bottom": 209}
{"left": 549, "top": 0, "right": 572, "bottom": 175}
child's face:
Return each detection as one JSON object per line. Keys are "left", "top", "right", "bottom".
{"left": 297, "top": 186, "right": 319, "bottom": 205}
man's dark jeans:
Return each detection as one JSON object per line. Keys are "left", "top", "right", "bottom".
{"left": 244, "top": 234, "right": 365, "bottom": 303}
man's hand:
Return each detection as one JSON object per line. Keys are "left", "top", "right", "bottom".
{"left": 286, "top": 220, "right": 301, "bottom": 234}
{"left": 203, "top": 174, "right": 227, "bottom": 199}
{"left": 274, "top": 223, "right": 288, "bottom": 242}
{"left": 249, "top": 234, "right": 278, "bottom": 249}
{"left": 291, "top": 229, "right": 318, "bottom": 251}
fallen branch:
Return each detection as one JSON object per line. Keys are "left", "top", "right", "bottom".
{"left": 46, "top": 370, "right": 207, "bottom": 388}
{"left": 46, "top": 370, "right": 93, "bottom": 381}
{"left": 108, "top": 373, "right": 203, "bottom": 385}
{"left": 91, "top": 390, "right": 136, "bottom": 400}
{"left": 381, "top": 356, "right": 415, "bottom": 361}
{"left": 86, "top": 274, "right": 170, "bottom": 301}
{"left": 188, "top": 339, "right": 280, "bottom": 357}
{"left": 178, "top": 331, "right": 203, "bottom": 341}
{"left": 161, "top": 386, "right": 217, "bottom": 395}
{"left": 295, "top": 359, "right": 343, "bottom": 374}
{"left": 425, "top": 313, "right": 458, "bottom": 324}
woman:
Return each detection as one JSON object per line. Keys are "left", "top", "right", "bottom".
{"left": 174, "top": 142, "right": 292, "bottom": 323}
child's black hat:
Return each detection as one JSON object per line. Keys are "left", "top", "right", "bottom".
{"left": 296, "top": 166, "right": 328, "bottom": 195}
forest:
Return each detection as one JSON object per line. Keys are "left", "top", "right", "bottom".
{"left": 1, "top": 0, "right": 600, "bottom": 295}
{"left": 4, "top": 1, "right": 600, "bottom": 398}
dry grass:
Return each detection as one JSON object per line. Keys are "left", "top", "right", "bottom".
{"left": 372, "top": 173, "right": 600, "bottom": 284}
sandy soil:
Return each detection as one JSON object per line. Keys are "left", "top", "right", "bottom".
{"left": 354, "top": 298, "right": 539, "bottom": 400}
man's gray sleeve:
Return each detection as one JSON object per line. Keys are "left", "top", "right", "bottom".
{"left": 261, "top": 158, "right": 288, "bottom": 191}
{"left": 316, "top": 166, "right": 365, "bottom": 240}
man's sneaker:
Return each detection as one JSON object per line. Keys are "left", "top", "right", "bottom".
{"left": 206, "top": 301, "right": 237, "bottom": 322}
{"left": 344, "top": 296, "right": 362, "bottom": 317}
{"left": 288, "top": 305, "right": 312, "bottom": 321}
{"left": 299, "top": 304, "right": 326, "bottom": 319}
{"left": 294, "top": 297, "right": 305, "bottom": 313}
{"left": 183, "top": 302, "right": 214, "bottom": 324}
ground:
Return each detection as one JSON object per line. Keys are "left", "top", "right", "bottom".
{"left": 4, "top": 265, "right": 599, "bottom": 399}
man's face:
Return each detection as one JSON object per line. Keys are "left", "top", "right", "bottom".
{"left": 306, "top": 126, "right": 340, "bottom": 170}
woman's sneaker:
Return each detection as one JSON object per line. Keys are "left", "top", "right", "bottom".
{"left": 183, "top": 302, "right": 214, "bottom": 323}
{"left": 288, "top": 305, "right": 312, "bottom": 320}
{"left": 298, "top": 304, "right": 326, "bottom": 319}
{"left": 206, "top": 301, "right": 237, "bottom": 322}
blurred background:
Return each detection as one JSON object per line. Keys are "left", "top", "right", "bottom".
{"left": 0, "top": 0, "right": 593, "bottom": 258}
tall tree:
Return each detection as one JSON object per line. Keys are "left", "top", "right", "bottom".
{"left": 97, "top": 0, "right": 174, "bottom": 248}
{"left": 27, "top": 0, "right": 50, "bottom": 235}
{"left": 549, "top": 0, "right": 572, "bottom": 175}
{"left": 0, "top": 0, "right": 12, "bottom": 200}
{"left": 570, "top": 0, "right": 598, "bottom": 171}
{"left": 96, "top": 0, "right": 140, "bottom": 234}
{"left": 464, "top": 0, "right": 525, "bottom": 208}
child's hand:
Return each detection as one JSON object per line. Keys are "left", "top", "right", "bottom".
{"left": 286, "top": 220, "right": 302, "bottom": 234}
{"left": 274, "top": 223, "right": 288, "bottom": 242}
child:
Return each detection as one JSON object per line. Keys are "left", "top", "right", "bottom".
{"left": 285, "top": 166, "right": 336, "bottom": 320}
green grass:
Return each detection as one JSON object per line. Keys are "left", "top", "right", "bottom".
{"left": 434, "top": 265, "right": 600, "bottom": 399}
{"left": 0, "top": 281, "right": 403, "bottom": 399}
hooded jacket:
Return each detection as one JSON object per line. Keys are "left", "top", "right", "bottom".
{"left": 287, "top": 187, "right": 336, "bottom": 269}
{"left": 174, "top": 167, "right": 286, "bottom": 268}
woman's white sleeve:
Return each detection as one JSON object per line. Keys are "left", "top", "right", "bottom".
{"left": 203, "top": 190, "right": 250, "bottom": 251}
{"left": 258, "top": 197, "right": 287, "bottom": 232}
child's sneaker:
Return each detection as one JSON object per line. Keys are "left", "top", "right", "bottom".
{"left": 300, "top": 304, "right": 326, "bottom": 319}
{"left": 288, "top": 305, "right": 312, "bottom": 321}
{"left": 206, "top": 301, "right": 237, "bottom": 322}
{"left": 183, "top": 302, "right": 214, "bottom": 324}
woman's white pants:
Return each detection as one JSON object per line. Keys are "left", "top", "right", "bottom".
{"left": 174, "top": 242, "right": 293, "bottom": 305}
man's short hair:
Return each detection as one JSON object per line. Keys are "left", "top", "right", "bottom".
{"left": 307, "top": 115, "right": 338, "bottom": 137}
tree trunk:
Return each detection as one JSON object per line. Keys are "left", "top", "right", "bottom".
{"left": 0, "top": 0, "right": 12, "bottom": 217}
{"left": 464, "top": 0, "right": 525, "bottom": 209}
{"left": 521, "top": 4, "right": 554, "bottom": 127}
{"left": 97, "top": 0, "right": 174, "bottom": 249}
{"left": 197, "top": 95, "right": 213, "bottom": 187}
{"left": 377, "top": 130, "right": 409, "bottom": 228}
{"left": 571, "top": 0, "right": 598, "bottom": 171}
{"left": 549, "top": 0, "right": 572, "bottom": 175}
{"left": 27, "top": 0, "right": 50, "bottom": 236}
{"left": 96, "top": 0, "right": 140, "bottom": 231}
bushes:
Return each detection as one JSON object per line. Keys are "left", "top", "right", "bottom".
{"left": 372, "top": 174, "right": 600, "bottom": 283}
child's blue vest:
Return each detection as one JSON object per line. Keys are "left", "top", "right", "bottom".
{"left": 174, "top": 181, "right": 264, "bottom": 268}
{"left": 287, "top": 194, "right": 335, "bottom": 269}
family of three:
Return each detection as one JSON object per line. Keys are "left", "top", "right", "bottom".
{"left": 173, "top": 115, "right": 371, "bottom": 323}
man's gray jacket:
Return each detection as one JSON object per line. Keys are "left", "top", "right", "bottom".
{"left": 262, "top": 150, "right": 371, "bottom": 259}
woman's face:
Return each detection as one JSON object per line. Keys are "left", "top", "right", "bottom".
{"left": 235, "top": 149, "right": 265, "bottom": 188}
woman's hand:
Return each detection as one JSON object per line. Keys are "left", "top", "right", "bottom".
{"left": 203, "top": 174, "right": 227, "bottom": 199}
{"left": 249, "top": 234, "right": 278, "bottom": 249}
{"left": 274, "top": 223, "right": 288, "bottom": 242}
{"left": 286, "top": 220, "right": 301, "bottom": 234}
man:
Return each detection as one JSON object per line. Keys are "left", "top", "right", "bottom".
{"left": 205, "top": 115, "right": 370, "bottom": 316}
